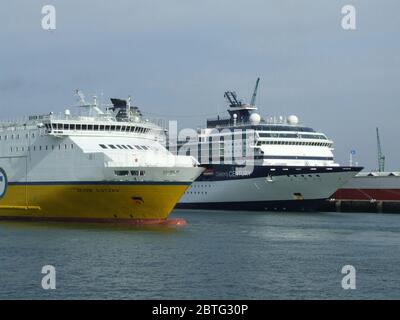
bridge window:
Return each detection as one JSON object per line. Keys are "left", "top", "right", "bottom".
{"left": 99, "top": 144, "right": 107, "bottom": 149}
{"left": 115, "top": 170, "right": 129, "bottom": 176}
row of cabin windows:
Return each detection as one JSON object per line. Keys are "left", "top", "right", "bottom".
{"left": 115, "top": 170, "right": 145, "bottom": 177}
{"left": 46, "top": 123, "right": 151, "bottom": 134}
{"left": 1, "top": 133, "right": 39, "bottom": 140}
{"left": 10, "top": 144, "right": 74, "bottom": 152}
{"left": 258, "top": 133, "right": 327, "bottom": 140}
{"left": 99, "top": 144, "right": 149, "bottom": 151}
{"left": 187, "top": 191, "right": 208, "bottom": 195}
{"left": 257, "top": 140, "right": 332, "bottom": 147}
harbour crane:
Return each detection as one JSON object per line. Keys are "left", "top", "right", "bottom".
{"left": 376, "top": 127, "right": 385, "bottom": 172}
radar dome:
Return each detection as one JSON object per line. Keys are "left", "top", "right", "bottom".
{"left": 249, "top": 113, "right": 261, "bottom": 124}
{"left": 287, "top": 115, "right": 299, "bottom": 125}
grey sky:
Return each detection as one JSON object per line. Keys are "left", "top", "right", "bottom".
{"left": 0, "top": 0, "right": 399, "bottom": 170}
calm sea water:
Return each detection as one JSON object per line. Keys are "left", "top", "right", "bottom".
{"left": 0, "top": 210, "right": 400, "bottom": 299}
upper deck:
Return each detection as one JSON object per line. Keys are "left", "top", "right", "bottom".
{"left": 0, "top": 94, "right": 166, "bottom": 140}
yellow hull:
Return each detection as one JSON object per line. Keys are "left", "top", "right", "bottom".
{"left": 0, "top": 183, "right": 189, "bottom": 221}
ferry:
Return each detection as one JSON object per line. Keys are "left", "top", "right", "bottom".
{"left": 0, "top": 92, "right": 203, "bottom": 224}
{"left": 173, "top": 79, "right": 363, "bottom": 211}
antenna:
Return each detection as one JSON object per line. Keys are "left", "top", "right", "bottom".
{"left": 376, "top": 127, "right": 385, "bottom": 172}
{"left": 127, "top": 96, "right": 131, "bottom": 119}
{"left": 75, "top": 89, "right": 86, "bottom": 105}
{"left": 250, "top": 77, "right": 260, "bottom": 107}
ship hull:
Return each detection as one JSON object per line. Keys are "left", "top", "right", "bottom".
{"left": 0, "top": 181, "right": 190, "bottom": 222}
{"left": 177, "top": 166, "right": 362, "bottom": 211}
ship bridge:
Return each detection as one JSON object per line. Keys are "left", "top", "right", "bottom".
{"left": 31, "top": 94, "right": 166, "bottom": 139}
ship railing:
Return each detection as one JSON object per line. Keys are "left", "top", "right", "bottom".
{"left": 0, "top": 116, "right": 36, "bottom": 128}
{"left": 206, "top": 116, "right": 291, "bottom": 129}
{"left": 46, "top": 113, "right": 168, "bottom": 129}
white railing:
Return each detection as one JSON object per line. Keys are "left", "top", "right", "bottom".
{"left": 0, "top": 112, "right": 168, "bottom": 131}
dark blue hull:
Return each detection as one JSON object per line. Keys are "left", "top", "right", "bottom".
{"left": 175, "top": 199, "right": 327, "bottom": 212}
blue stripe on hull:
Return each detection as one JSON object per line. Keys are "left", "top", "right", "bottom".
{"left": 175, "top": 199, "right": 327, "bottom": 212}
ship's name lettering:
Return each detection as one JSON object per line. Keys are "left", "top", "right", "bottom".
{"left": 215, "top": 170, "right": 251, "bottom": 178}
{"left": 76, "top": 188, "right": 119, "bottom": 193}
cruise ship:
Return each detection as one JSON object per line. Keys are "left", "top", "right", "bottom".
{"left": 173, "top": 79, "right": 363, "bottom": 211}
{"left": 0, "top": 92, "right": 203, "bottom": 224}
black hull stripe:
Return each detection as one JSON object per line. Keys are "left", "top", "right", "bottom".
{"left": 175, "top": 199, "right": 327, "bottom": 212}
